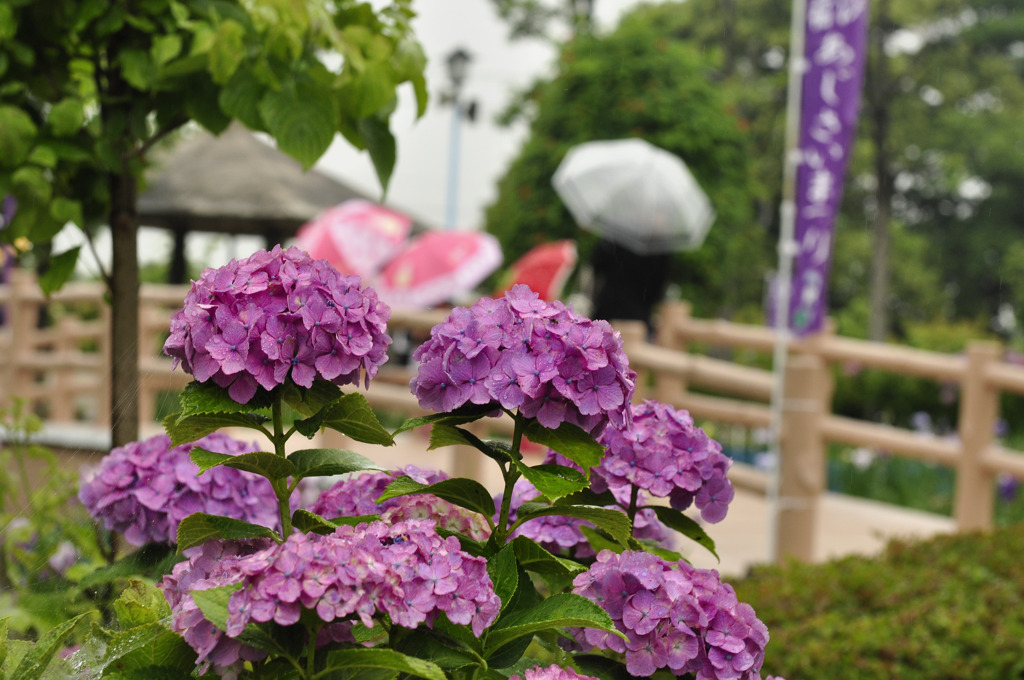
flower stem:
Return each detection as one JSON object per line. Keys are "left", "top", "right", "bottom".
{"left": 272, "top": 395, "right": 293, "bottom": 537}
{"left": 495, "top": 412, "right": 525, "bottom": 545}
{"left": 627, "top": 484, "right": 640, "bottom": 527}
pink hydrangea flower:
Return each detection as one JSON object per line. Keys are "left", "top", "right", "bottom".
{"left": 163, "top": 245, "right": 391, "bottom": 403}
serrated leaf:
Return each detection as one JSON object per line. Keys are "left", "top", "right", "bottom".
{"left": 100, "top": 622, "right": 196, "bottom": 676}
{"left": 1, "top": 617, "right": 8, "bottom": 669}
{"left": 175, "top": 513, "right": 278, "bottom": 553}
{"left": 393, "top": 630, "right": 479, "bottom": 671}
{"left": 80, "top": 544, "right": 184, "bottom": 589}
{"left": 488, "top": 545, "right": 518, "bottom": 611}
{"left": 219, "top": 68, "right": 265, "bottom": 130}
{"left": 190, "top": 447, "right": 296, "bottom": 480}
{"left": 378, "top": 476, "right": 497, "bottom": 519}
{"left": 163, "top": 411, "right": 268, "bottom": 447}
{"left": 291, "top": 509, "right": 379, "bottom": 534}
{"left": 259, "top": 79, "right": 337, "bottom": 169}
{"left": 509, "top": 536, "right": 586, "bottom": 578}
{"left": 513, "top": 504, "right": 632, "bottom": 548}
{"left": 294, "top": 392, "right": 394, "bottom": 445}
{"left": 0, "top": 105, "right": 38, "bottom": 168}
{"left": 648, "top": 506, "right": 718, "bottom": 560}
{"left": 10, "top": 613, "right": 90, "bottom": 680}
{"left": 50, "top": 197, "right": 83, "bottom": 227}
{"left": 577, "top": 525, "right": 624, "bottom": 556}
{"left": 151, "top": 34, "right": 183, "bottom": 67}
{"left": 523, "top": 420, "right": 603, "bottom": 472}
{"left": 359, "top": 114, "right": 396, "bottom": 194}
{"left": 209, "top": 19, "right": 245, "bottom": 84}
{"left": 190, "top": 583, "right": 243, "bottom": 631}
{"left": 112, "top": 580, "right": 172, "bottom": 629}
{"left": 572, "top": 653, "right": 633, "bottom": 680}
{"left": 430, "top": 424, "right": 513, "bottom": 467}
{"left": 484, "top": 593, "right": 623, "bottom": 652}
{"left": 287, "top": 447, "right": 385, "bottom": 479}
{"left": 178, "top": 380, "right": 272, "bottom": 417}
{"left": 38, "top": 248, "right": 80, "bottom": 296}
{"left": 184, "top": 76, "right": 231, "bottom": 134}
{"left": 47, "top": 98, "right": 85, "bottom": 137}
{"left": 119, "top": 48, "right": 157, "bottom": 89}
{"left": 281, "top": 379, "right": 342, "bottom": 418}
{"left": 322, "top": 648, "right": 446, "bottom": 680}
{"left": 393, "top": 402, "right": 497, "bottom": 435}
{"left": 513, "top": 460, "right": 587, "bottom": 502}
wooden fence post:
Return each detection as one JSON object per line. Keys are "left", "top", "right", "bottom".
{"left": 5, "top": 269, "right": 37, "bottom": 412}
{"left": 953, "top": 341, "right": 1001, "bottom": 531}
{"left": 773, "top": 352, "right": 831, "bottom": 564}
{"left": 654, "top": 301, "right": 690, "bottom": 403}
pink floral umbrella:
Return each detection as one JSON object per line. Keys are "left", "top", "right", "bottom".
{"left": 294, "top": 199, "right": 412, "bottom": 277}
{"left": 495, "top": 240, "right": 577, "bottom": 301}
{"left": 373, "top": 230, "right": 503, "bottom": 309}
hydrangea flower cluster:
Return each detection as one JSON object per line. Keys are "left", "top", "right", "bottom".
{"left": 78, "top": 433, "right": 281, "bottom": 546}
{"left": 571, "top": 550, "right": 770, "bottom": 679}
{"left": 160, "top": 540, "right": 272, "bottom": 679}
{"left": 410, "top": 285, "right": 636, "bottom": 436}
{"left": 504, "top": 475, "right": 671, "bottom": 557}
{"left": 163, "top": 245, "right": 392, "bottom": 403}
{"left": 595, "top": 401, "right": 735, "bottom": 523}
{"left": 308, "top": 466, "right": 449, "bottom": 517}
{"left": 510, "top": 665, "right": 600, "bottom": 680}
{"left": 214, "top": 520, "right": 499, "bottom": 639}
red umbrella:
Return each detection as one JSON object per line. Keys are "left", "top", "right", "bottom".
{"left": 496, "top": 240, "right": 577, "bottom": 301}
{"left": 295, "top": 199, "right": 411, "bottom": 277}
{"left": 373, "top": 230, "right": 503, "bottom": 309}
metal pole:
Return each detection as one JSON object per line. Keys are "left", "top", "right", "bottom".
{"left": 445, "top": 102, "right": 463, "bottom": 229}
{"left": 767, "top": 0, "right": 808, "bottom": 563}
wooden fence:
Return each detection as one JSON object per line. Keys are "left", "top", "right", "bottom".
{"left": 2, "top": 269, "right": 1023, "bottom": 563}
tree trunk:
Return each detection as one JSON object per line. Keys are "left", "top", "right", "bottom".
{"left": 110, "top": 169, "right": 140, "bottom": 448}
{"left": 867, "top": 0, "right": 892, "bottom": 342}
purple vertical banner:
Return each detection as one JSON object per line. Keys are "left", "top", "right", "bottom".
{"left": 786, "top": 0, "right": 869, "bottom": 336}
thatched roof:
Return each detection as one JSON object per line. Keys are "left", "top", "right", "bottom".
{"left": 138, "top": 124, "right": 429, "bottom": 241}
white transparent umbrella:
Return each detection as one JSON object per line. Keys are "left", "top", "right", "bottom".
{"left": 552, "top": 138, "right": 716, "bottom": 255}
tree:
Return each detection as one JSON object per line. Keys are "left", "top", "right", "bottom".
{"left": 0, "top": 0, "right": 426, "bottom": 446}
{"left": 484, "top": 8, "right": 765, "bottom": 319}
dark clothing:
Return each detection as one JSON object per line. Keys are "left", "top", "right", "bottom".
{"left": 590, "top": 240, "right": 670, "bottom": 333}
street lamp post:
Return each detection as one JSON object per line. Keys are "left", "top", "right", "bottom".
{"left": 443, "top": 48, "right": 476, "bottom": 229}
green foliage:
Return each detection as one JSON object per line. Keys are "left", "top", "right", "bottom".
{"left": 484, "top": 6, "right": 763, "bottom": 318}
{"left": 735, "top": 524, "right": 1024, "bottom": 679}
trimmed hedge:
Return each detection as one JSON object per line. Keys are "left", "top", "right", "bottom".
{"left": 735, "top": 524, "right": 1024, "bottom": 679}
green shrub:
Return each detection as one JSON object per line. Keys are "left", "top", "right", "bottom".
{"left": 735, "top": 525, "right": 1024, "bottom": 679}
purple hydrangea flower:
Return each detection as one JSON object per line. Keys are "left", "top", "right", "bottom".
{"left": 163, "top": 245, "right": 392, "bottom": 403}
{"left": 166, "top": 520, "right": 500, "bottom": 657}
{"left": 570, "top": 550, "right": 769, "bottom": 679}
{"left": 410, "top": 285, "right": 636, "bottom": 437}
{"left": 510, "top": 665, "right": 600, "bottom": 680}
{"left": 78, "top": 433, "right": 285, "bottom": 546}
{"left": 595, "top": 401, "right": 735, "bottom": 524}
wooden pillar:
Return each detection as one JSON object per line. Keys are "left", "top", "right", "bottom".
{"left": 953, "top": 341, "right": 1001, "bottom": 531}
{"left": 653, "top": 301, "right": 691, "bottom": 404}
{"left": 615, "top": 320, "right": 648, "bottom": 402}
{"left": 5, "top": 269, "right": 37, "bottom": 412}
{"left": 773, "top": 352, "right": 830, "bottom": 564}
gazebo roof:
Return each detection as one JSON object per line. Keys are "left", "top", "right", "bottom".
{"left": 138, "top": 124, "right": 428, "bottom": 239}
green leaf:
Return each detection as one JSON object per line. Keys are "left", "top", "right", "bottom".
{"left": 119, "top": 48, "right": 157, "bottom": 89}
{"left": 163, "top": 411, "right": 269, "bottom": 447}
{"left": 100, "top": 622, "right": 196, "bottom": 676}
{"left": 322, "top": 648, "right": 446, "bottom": 680}
{"left": 112, "top": 580, "right": 173, "bottom": 629}
{"left": 648, "top": 505, "right": 718, "bottom": 559}
{"left": 572, "top": 654, "right": 633, "bottom": 680}
{"left": 50, "top": 197, "right": 83, "bottom": 227}
{"left": 9, "top": 613, "right": 90, "bottom": 680}
{"left": 523, "top": 420, "right": 604, "bottom": 472}
{"left": 190, "top": 448, "right": 297, "bottom": 480}
{"left": 151, "top": 34, "right": 183, "bottom": 67}
{"left": 0, "top": 105, "right": 38, "bottom": 168}
{"left": 0, "top": 3, "right": 15, "bottom": 42}
{"left": 175, "top": 513, "right": 278, "bottom": 553}
{"left": 577, "top": 526, "right": 624, "bottom": 556}
{"left": 509, "top": 536, "right": 586, "bottom": 579}
{"left": 27, "top": 145, "right": 57, "bottom": 168}
{"left": 191, "top": 583, "right": 243, "bottom": 631}
{"left": 378, "top": 476, "right": 497, "bottom": 519}
{"left": 484, "top": 593, "right": 623, "bottom": 652}
{"left": 359, "top": 114, "right": 396, "bottom": 195}
{"left": 280, "top": 379, "right": 342, "bottom": 418}
{"left": 513, "top": 461, "right": 588, "bottom": 502}
{"left": 38, "top": 248, "right": 80, "bottom": 296}
{"left": 287, "top": 447, "right": 385, "bottom": 479}
{"left": 209, "top": 19, "right": 246, "bottom": 84}
{"left": 393, "top": 402, "right": 497, "bottom": 435}
{"left": 291, "top": 509, "right": 380, "bottom": 534}
{"left": 79, "top": 544, "right": 184, "bottom": 589}
{"left": 259, "top": 79, "right": 337, "bottom": 169}
{"left": 178, "top": 380, "right": 272, "bottom": 417}
{"left": 393, "top": 630, "right": 479, "bottom": 671}
{"left": 219, "top": 68, "right": 266, "bottom": 130}
{"left": 0, "top": 617, "right": 8, "bottom": 669}
{"left": 294, "top": 393, "right": 394, "bottom": 445}
{"left": 488, "top": 545, "right": 518, "bottom": 611}
{"left": 184, "top": 76, "right": 232, "bottom": 135}
{"left": 515, "top": 504, "right": 632, "bottom": 547}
